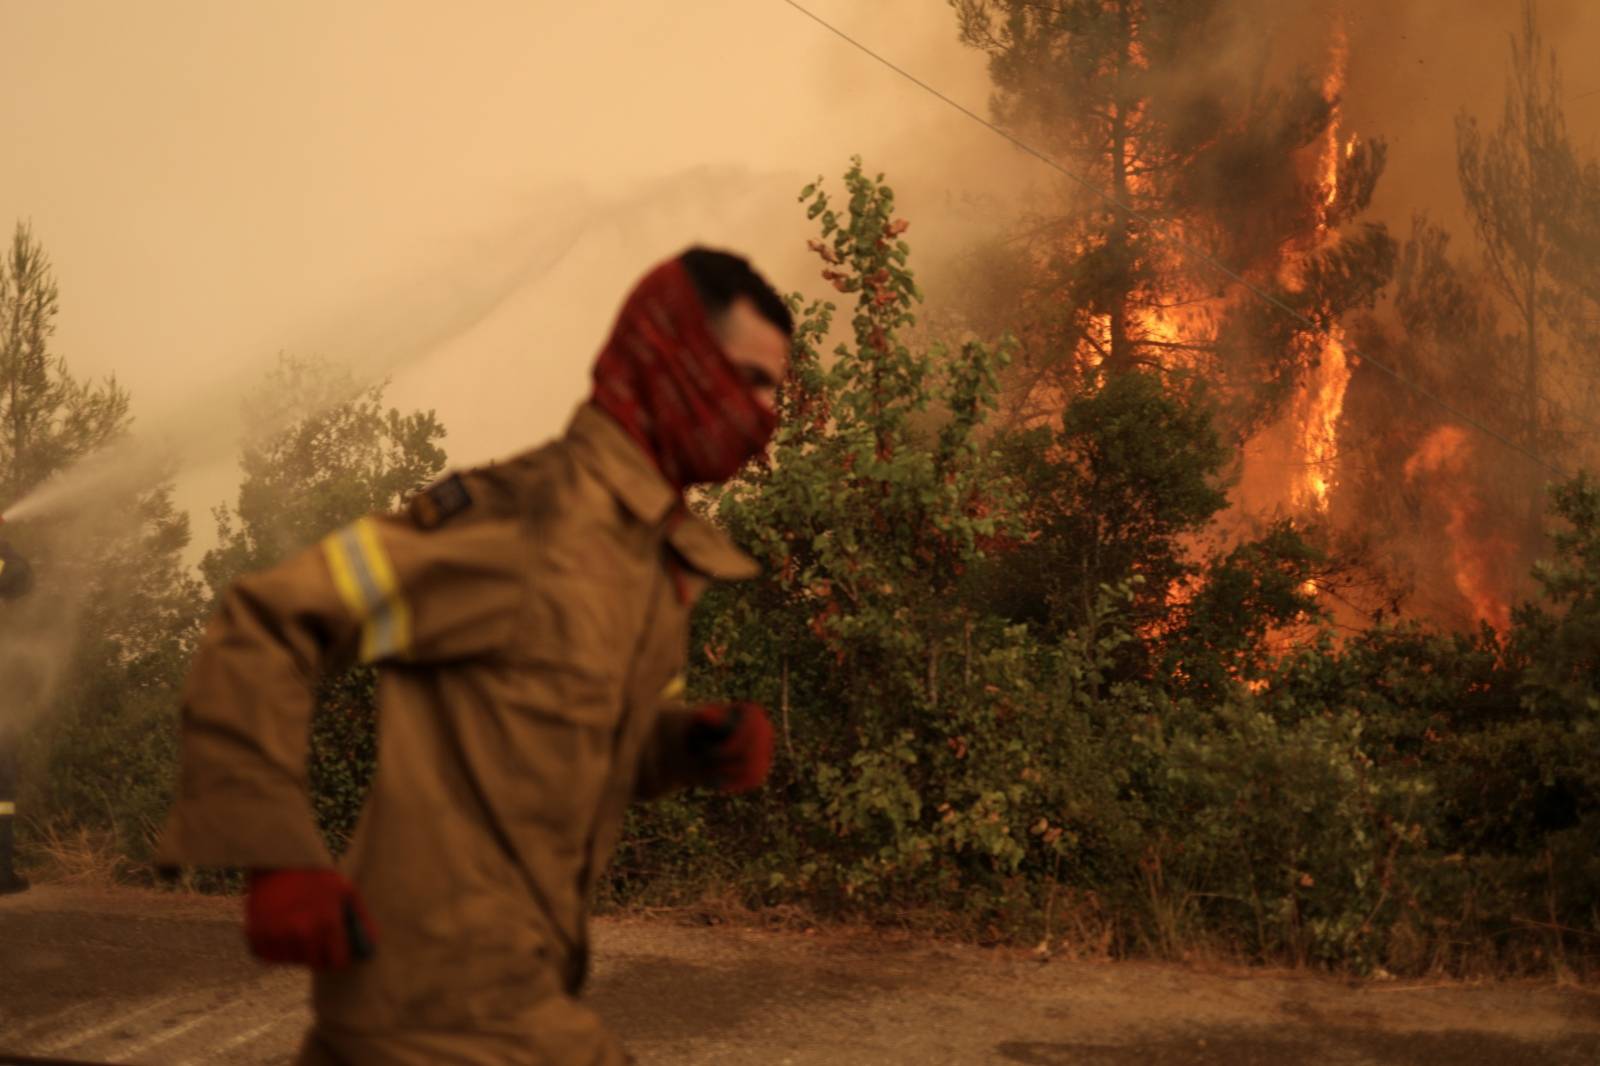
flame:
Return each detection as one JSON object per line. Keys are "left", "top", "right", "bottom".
{"left": 1087, "top": 22, "right": 1508, "bottom": 641}
{"left": 1201, "top": 22, "right": 1355, "bottom": 605}
{"left": 1016, "top": 16, "right": 1495, "bottom": 636}
{"left": 1230, "top": 21, "right": 1355, "bottom": 527}
{"left": 1320, "top": 31, "right": 1348, "bottom": 205}
{"left": 1403, "top": 426, "right": 1515, "bottom": 632}
{"left": 1289, "top": 26, "right": 1352, "bottom": 516}
{"left": 1290, "top": 328, "right": 1351, "bottom": 514}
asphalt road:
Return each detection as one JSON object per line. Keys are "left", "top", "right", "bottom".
{"left": 3, "top": 884, "right": 1599, "bottom": 1064}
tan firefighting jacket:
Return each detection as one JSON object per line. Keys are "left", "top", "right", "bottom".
{"left": 155, "top": 403, "right": 758, "bottom": 1063}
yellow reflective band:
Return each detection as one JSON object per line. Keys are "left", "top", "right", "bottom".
{"left": 0, "top": 801, "right": 14, "bottom": 816}
{"left": 354, "top": 517, "right": 411, "bottom": 660}
{"left": 323, "top": 532, "right": 366, "bottom": 623}
{"left": 0, "top": 559, "right": 7, "bottom": 578}
{"left": 321, "top": 518, "right": 413, "bottom": 663}
{"left": 660, "top": 674, "right": 686, "bottom": 702}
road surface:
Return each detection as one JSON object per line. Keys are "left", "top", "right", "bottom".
{"left": 2, "top": 884, "right": 1598, "bottom": 1064}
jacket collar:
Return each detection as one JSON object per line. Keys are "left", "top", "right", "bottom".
{"left": 565, "top": 404, "right": 760, "bottom": 581}
{"left": 566, "top": 403, "right": 677, "bottom": 526}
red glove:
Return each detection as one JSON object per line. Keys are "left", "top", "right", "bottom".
{"left": 245, "top": 869, "right": 376, "bottom": 970}
{"left": 687, "top": 701, "right": 774, "bottom": 794}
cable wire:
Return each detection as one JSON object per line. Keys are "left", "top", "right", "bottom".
{"left": 777, "top": 0, "right": 1569, "bottom": 479}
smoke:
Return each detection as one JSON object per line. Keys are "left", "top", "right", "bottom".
{"left": 1335, "top": 0, "right": 1600, "bottom": 626}
{"left": 1340, "top": 0, "right": 1600, "bottom": 231}
{"left": 923, "top": 0, "right": 1600, "bottom": 630}
{"left": 12, "top": 0, "right": 1589, "bottom": 732}
{"left": 6, "top": 166, "right": 831, "bottom": 527}
{"left": 0, "top": 165, "right": 828, "bottom": 731}
{"left": 5, "top": 186, "right": 589, "bottom": 525}
{"left": 0, "top": 0, "right": 1042, "bottom": 742}
{"left": 0, "top": 484, "right": 168, "bottom": 734}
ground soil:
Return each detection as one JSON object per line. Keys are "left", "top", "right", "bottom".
{"left": 2, "top": 882, "right": 1598, "bottom": 1065}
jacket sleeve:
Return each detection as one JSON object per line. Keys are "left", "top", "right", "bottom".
{"left": 155, "top": 507, "right": 527, "bottom": 870}
{"left": 632, "top": 702, "right": 703, "bottom": 801}
{"left": 630, "top": 516, "right": 760, "bottom": 802}
{"left": 631, "top": 665, "right": 710, "bottom": 801}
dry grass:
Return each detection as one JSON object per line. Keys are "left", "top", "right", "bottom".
{"left": 22, "top": 822, "right": 135, "bottom": 888}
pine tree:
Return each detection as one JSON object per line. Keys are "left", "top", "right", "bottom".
{"left": 0, "top": 223, "right": 129, "bottom": 504}
{"left": 0, "top": 221, "right": 205, "bottom": 863}
{"left": 952, "top": 0, "right": 1394, "bottom": 438}
{"left": 1455, "top": 0, "right": 1586, "bottom": 529}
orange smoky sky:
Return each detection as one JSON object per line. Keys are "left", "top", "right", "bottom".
{"left": 2, "top": 1, "right": 1597, "bottom": 561}
{"left": 1339, "top": 0, "right": 1600, "bottom": 235}
{"left": 1, "top": 0, "right": 1018, "bottom": 555}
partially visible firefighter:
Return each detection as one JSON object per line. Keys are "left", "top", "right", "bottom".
{"left": 0, "top": 531, "right": 34, "bottom": 896}
{"left": 0, "top": 535, "right": 34, "bottom": 601}
{"left": 156, "top": 248, "right": 791, "bottom": 1064}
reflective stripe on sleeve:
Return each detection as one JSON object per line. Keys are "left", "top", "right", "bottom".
{"left": 0, "top": 801, "right": 14, "bottom": 816}
{"left": 321, "top": 517, "right": 413, "bottom": 662}
{"left": 659, "top": 675, "right": 686, "bottom": 702}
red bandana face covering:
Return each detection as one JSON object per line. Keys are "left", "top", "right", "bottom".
{"left": 591, "top": 258, "right": 778, "bottom": 490}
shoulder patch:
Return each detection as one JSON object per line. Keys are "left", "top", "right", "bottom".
{"left": 410, "top": 473, "right": 473, "bottom": 529}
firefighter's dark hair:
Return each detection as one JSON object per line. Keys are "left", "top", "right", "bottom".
{"left": 679, "top": 247, "right": 793, "bottom": 338}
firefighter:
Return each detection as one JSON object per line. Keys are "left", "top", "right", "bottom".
{"left": 0, "top": 536, "right": 32, "bottom": 601}
{"left": 156, "top": 247, "right": 789, "bottom": 1064}
{"left": 0, "top": 535, "right": 32, "bottom": 895}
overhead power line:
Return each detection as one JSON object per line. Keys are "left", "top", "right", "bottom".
{"left": 776, "top": 0, "right": 1568, "bottom": 479}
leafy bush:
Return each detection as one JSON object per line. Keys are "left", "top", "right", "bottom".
{"left": 607, "top": 160, "right": 1600, "bottom": 977}
{"left": 307, "top": 669, "right": 381, "bottom": 855}
{"left": 18, "top": 161, "right": 1598, "bottom": 979}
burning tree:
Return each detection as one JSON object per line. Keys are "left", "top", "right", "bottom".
{"left": 947, "top": 1, "right": 1396, "bottom": 646}
{"left": 951, "top": 1, "right": 1394, "bottom": 452}
{"left": 1337, "top": 0, "right": 1600, "bottom": 633}
{"left": 950, "top": 0, "right": 1600, "bottom": 637}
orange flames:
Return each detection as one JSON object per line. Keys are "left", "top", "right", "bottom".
{"left": 1286, "top": 27, "right": 1354, "bottom": 517}
{"left": 1216, "top": 24, "right": 1357, "bottom": 614}
{"left": 1289, "top": 328, "right": 1351, "bottom": 515}
{"left": 1109, "top": 22, "right": 1361, "bottom": 624}
{"left": 1402, "top": 426, "right": 1515, "bottom": 632}
{"left": 1016, "top": 18, "right": 1509, "bottom": 639}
